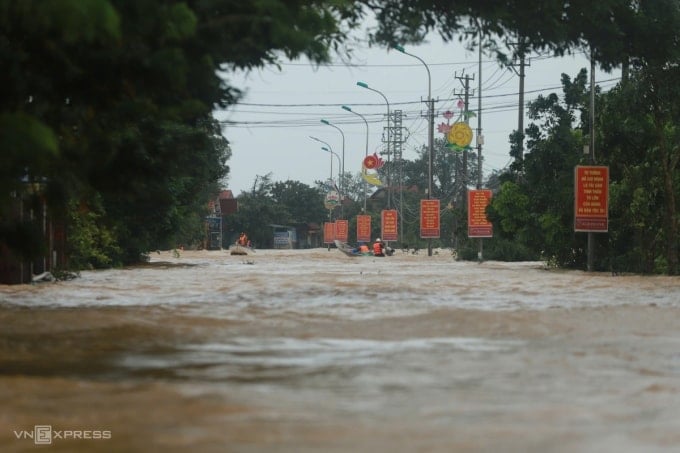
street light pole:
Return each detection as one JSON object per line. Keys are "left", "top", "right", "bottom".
{"left": 356, "top": 82, "right": 391, "bottom": 209}
{"left": 320, "top": 119, "right": 345, "bottom": 217}
{"left": 321, "top": 146, "right": 341, "bottom": 187}
{"left": 341, "top": 105, "right": 369, "bottom": 212}
{"left": 394, "top": 45, "right": 434, "bottom": 256}
{"left": 310, "top": 135, "right": 336, "bottom": 186}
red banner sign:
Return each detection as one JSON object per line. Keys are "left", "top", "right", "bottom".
{"left": 323, "top": 222, "right": 336, "bottom": 244}
{"left": 356, "top": 215, "right": 372, "bottom": 243}
{"left": 420, "top": 199, "right": 440, "bottom": 238}
{"left": 381, "top": 210, "right": 398, "bottom": 242}
{"left": 574, "top": 165, "right": 609, "bottom": 232}
{"left": 335, "top": 219, "right": 349, "bottom": 242}
{"left": 468, "top": 189, "right": 493, "bottom": 238}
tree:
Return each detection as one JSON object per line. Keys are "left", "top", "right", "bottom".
{"left": 486, "top": 70, "right": 590, "bottom": 266}
{"left": 0, "top": 0, "right": 359, "bottom": 266}
{"left": 226, "top": 175, "right": 328, "bottom": 248}
{"left": 271, "top": 180, "right": 327, "bottom": 224}
{"left": 598, "top": 67, "right": 680, "bottom": 274}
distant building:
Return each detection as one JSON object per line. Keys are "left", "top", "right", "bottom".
{"left": 205, "top": 190, "right": 239, "bottom": 250}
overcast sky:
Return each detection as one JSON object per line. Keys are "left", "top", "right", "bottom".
{"left": 215, "top": 33, "right": 618, "bottom": 197}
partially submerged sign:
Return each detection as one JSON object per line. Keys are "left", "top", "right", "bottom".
{"left": 574, "top": 165, "right": 609, "bottom": 232}
{"left": 468, "top": 189, "right": 493, "bottom": 238}
{"left": 420, "top": 199, "right": 440, "bottom": 238}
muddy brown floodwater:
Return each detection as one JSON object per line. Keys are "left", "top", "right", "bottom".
{"left": 0, "top": 248, "right": 679, "bottom": 452}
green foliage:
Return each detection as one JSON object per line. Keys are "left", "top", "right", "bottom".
{"left": 225, "top": 175, "right": 326, "bottom": 248}
{"left": 2, "top": 0, "right": 680, "bottom": 274}
{"left": 66, "top": 197, "right": 122, "bottom": 269}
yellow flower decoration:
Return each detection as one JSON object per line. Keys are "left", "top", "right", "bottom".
{"left": 447, "top": 122, "right": 473, "bottom": 147}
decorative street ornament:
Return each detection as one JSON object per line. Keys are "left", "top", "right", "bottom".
{"left": 324, "top": 190, "right": 340, "bottom": 210}
{"left": 362, "top": 153, "right": 384, "bottom": 170}
{"left": 438, "top": 103, "right": 475, "bottom": 152}
{"left": 447, "top": 122, "right": 473, "bottom": 148}
{"left": 361, "top": 152, "right": 384, "bottom": 186}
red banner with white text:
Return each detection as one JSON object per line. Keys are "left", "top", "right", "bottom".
{"left": 467, "top": 189, "right": 493, "bottom": 238}
{"left": 356, "top": 215, "right": 372, "bottom": 243}
{"left": 420, "top": 200, "right": 440, "bottom": 238}
{"left": 381, "top": 210, "right": 398, "bottom": 242}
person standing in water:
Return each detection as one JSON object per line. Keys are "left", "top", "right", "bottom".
{"left": 373, "top": 238, "right": 385, "bottom": 257}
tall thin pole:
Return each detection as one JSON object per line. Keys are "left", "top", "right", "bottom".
{"left": 357, "top": 82, "right": 391, "bottom": 209}
{"left": 393, "top": 45, "right": 433, "bottom": 256}
{"left": 310, "top": 135, "right": 335, "bottom": 186}
{"left": 321, "top": 119, "right": 345, "bottom": 217}
{"left": 342, "top": 105, "right": 369, "bottom": 212}
{"left": 587, "top": 53, "right": 596, "bottom": 272}
{"left": 477, "top": 31, "right": 484, "bottom": 261}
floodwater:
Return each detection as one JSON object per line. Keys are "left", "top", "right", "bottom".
{"left": 1, "top": 248, "right": 679, "bottom": 452}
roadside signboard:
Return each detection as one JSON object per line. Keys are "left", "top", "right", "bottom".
{"left": 381, "top": 210, "right": 398, "bottom": 242}
{"left": 323, "top": 222, "right": 336, "bottom": 244}
{"left": 420, "top": 199, "right": 440, "bottom": 238}
{"left": 574, "top": 165, "right": 609, "bottom": 232}
{"left": 324, "top": 191, "right": 340, "bottom": 210}
{"left": 335, "top": 219, "right": 349, "bottom": 242}
{"left": 468, "top": 189, "right": 493, "bottom": 238}
{"left": 356, "top": 215, "right": 371, "bottom": 243}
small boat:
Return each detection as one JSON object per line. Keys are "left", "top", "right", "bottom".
{"left": 229, "top": 243, "right": 254, "bottom": 255}
{"left": 334, "top": 240, "right": 371, "bottom": 257}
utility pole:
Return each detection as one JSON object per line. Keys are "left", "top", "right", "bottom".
{"left": 391, "top": 110, "right": 405, "bottom": 244}
{"left": 587, "top": 53, "right": 596, "bottom": 272}
{"left": 453, "top": 72, "right": 474, "bottom": 202}
{"left": 453, "top": 72, "right": 474, "bottom": 254}
{"left": 477, "top": 32, "right": 484, "bottom": 261}
{"left": 509, "top": 40, "right": 530, "bottom": 167}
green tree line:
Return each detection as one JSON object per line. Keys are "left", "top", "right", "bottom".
{"left": 2, "top": 0, "right": 678, "bottom": 274}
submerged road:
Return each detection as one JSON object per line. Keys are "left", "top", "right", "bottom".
{"left": 1, "top": 248, "right": 679, "bottom": 452}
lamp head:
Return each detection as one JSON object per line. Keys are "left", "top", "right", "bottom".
{"left": 321, "top": 146, "right": 329, "bottom": 152}
{"left": 320, "top": 119, "right": 330, "bottom": 125}
{"left": 393, "top": 44, "right": 406, "bottom": 53}
{"left": 341, "top": 105, "right": 352, "bottom": 112}
{"left": 356, "top": 81, "right": 369, "bottom": 88}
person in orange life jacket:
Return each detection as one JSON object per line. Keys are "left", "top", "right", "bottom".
{"left": 359, "top": 243, "right": 370, "bottom": 254}
{"left": 373, "top": 238, "right": 385, "bottom": 256}
{"left": 238, "top": 232, "right": 248, "bottom": 246}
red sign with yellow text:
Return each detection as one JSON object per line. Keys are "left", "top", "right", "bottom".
{"left": 574, "top": 165, "right": 609, "bottom": 232}
{"left": 467, "top": 189, "right": 493, "bottom": 238}
{"left": 323, "top": 222, "right": 336, "bottom": 244}
{"left": 356, "top": 215, "right": 372, "bottom": 243}
{"left": 381, "top": 210, "right": 398, "bottom": 241}
{"left": 335, "top": 219, "right": 349, "bottom": 242}
{"left": 420, "top": 199, "right": 440, "bottom": 238}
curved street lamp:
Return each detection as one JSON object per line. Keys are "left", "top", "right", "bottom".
{"left": 321, "top": 146, "right": 341, "bottom": 186}
{"left": 309, "top": 135, "right": 334, "bottom": 182}
{"left": 320, "top": 119, "right": 345, "bottom": 216}
{"left": 341, "top": 105, "right": 369, "bottom": 211}
{"left": 356, "top": 81, "right": 391, "bottom": 210}
{"left": 393, "top": 44, "right": 434, "bottom": 256}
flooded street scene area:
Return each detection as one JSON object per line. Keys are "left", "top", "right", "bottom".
{"left": 1, "top": 249, "right": 679, "bottom": 452}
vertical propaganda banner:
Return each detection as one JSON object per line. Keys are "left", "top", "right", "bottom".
{"left": 335, "top": 219, "right": 349, "bottom": 242}
{"left": 420, "top": 199, "right": 440, "bottom": 238}
{"left": 356, "top": 215, "right": 372, "bottom": 243}
{"left": 323, "top": 222, "right": 336, "bottom": 244}
{"left": 468, "top": 189, "right": 493, "bottom": 238}
{"left": 574, "top": 165, "right": 609, "bottom": 232}
{"left": 381, "top": 210, "right": 398, "bottom": 241}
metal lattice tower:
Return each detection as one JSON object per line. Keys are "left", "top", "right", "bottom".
{"left": 390, "top": 110, "right": 405, "bottom": 243}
